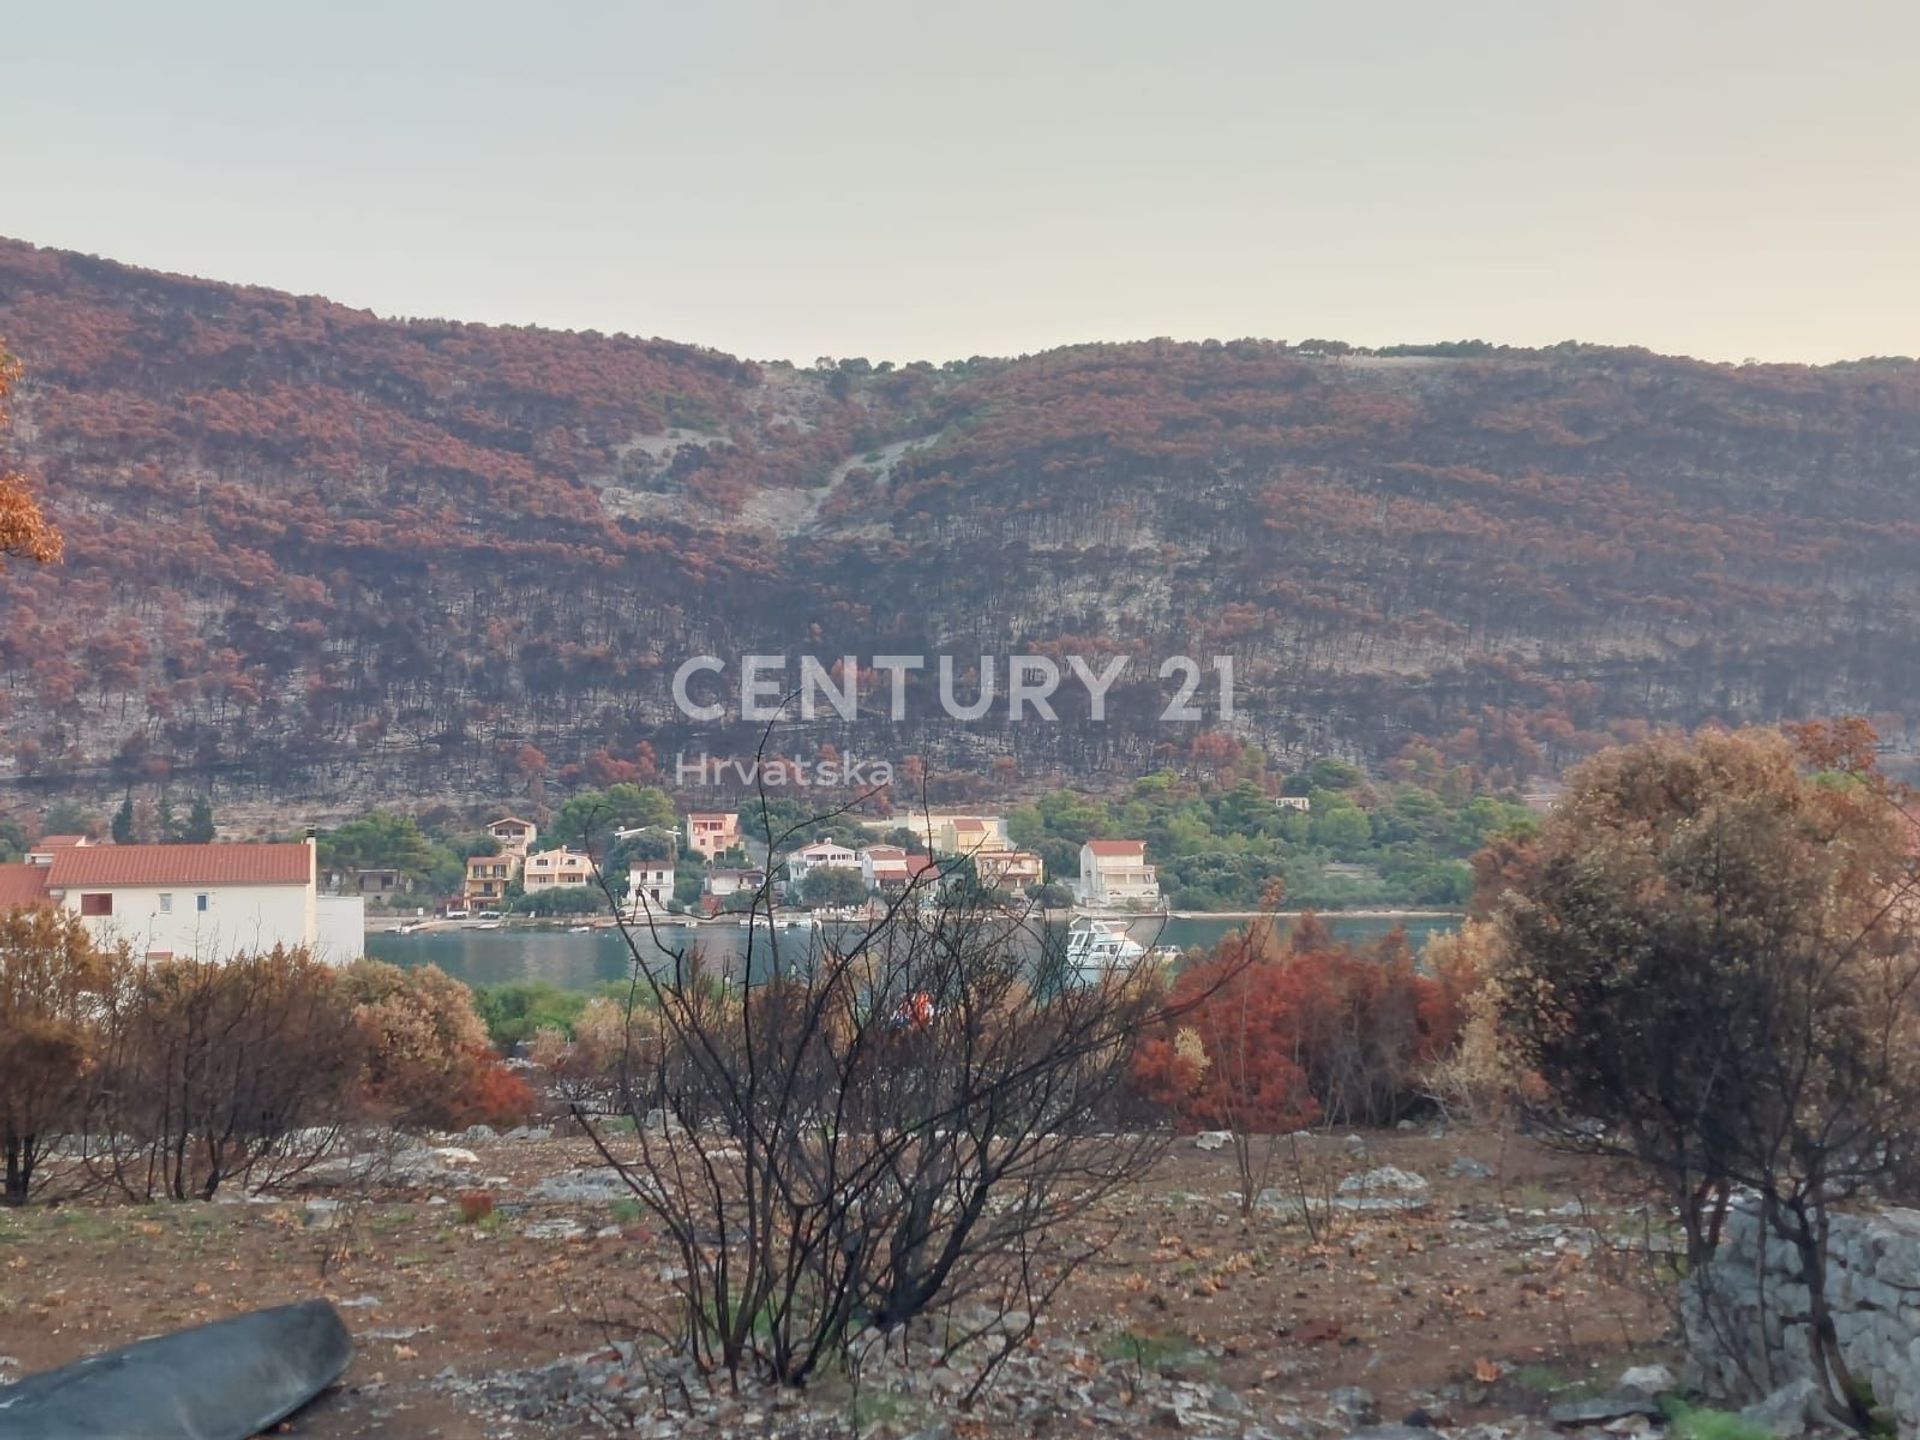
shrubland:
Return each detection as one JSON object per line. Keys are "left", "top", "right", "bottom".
{"left": 0, "top": 934, "right": 533, "bottom": 1204}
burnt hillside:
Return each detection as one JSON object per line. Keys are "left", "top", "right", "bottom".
{"left": 3, "top": 237, "right": 1918, "bottom": 806}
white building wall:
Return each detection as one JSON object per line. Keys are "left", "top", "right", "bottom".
{"left": 71, "top": 882, "right": 314, "bottom": 961}
{"left": 315, "top": 896, "right": 366, "bottom": 964}
{"left": 628, "top": 864, "right": 674, "bottom": 910}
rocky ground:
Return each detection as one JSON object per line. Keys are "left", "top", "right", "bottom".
{"left": 0, "top": 1127, "right": 1781, "bottom": 1438}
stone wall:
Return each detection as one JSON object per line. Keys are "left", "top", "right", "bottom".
{"left": 1683, "top": 1200, "right": 1920, "bottom": 1431}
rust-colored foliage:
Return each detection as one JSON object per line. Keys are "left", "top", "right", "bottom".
{"left": 340, "top": 960, "right": 535, "bottom": 1129}
{"left": 1133, "top": 917, "right": 1462, "bottom": 1131}
{"left": 449, "top": 1045, "right": 537, "bottom": 1129}
{"left": 0, "top": 344, "right": 61, "bottom": 567}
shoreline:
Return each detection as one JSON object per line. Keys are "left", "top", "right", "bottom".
{"left": 365, "top": 907, "right": 1464, "bottom": 934}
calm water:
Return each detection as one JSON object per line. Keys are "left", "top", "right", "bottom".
{"left": 366, "top": 913, "right": 1461, "bottom": 991}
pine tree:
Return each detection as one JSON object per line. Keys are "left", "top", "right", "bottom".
{"left": 111, "top": 794, "right": 135, "bottom": 845}
{"left": 184, "top": 795, "right": 216, "bottom": 844}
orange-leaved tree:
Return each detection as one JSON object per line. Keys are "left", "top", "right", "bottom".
{"left": 0, "top": 343, "right": 61, "bottom": 568}
{"left": 1131, "top": 922, "right": 1320, "bottom": 1216}
{"left": 341, "top": 960, "right": 535, "bottom": 1128}
{"left": 1134, "top": 913, "right": 1468, "bottom": 1216}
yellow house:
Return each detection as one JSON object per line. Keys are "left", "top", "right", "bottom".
{"left": 934, "top": 815, "right": 1006, "bottom": 855}
{"left": 464, "top": 854, "right": 515, "bottom": 909}
{"left": 522, "top": 846, "right": 596, "bottom": 889}
{"left": 971, "top": 847, "right": 1044, "bottom": 891}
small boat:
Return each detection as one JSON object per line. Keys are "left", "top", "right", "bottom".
{"left": 1063, "top": 916, "right": 1149, "bottom": 982}
{"left": 0, "top": 1299, "right": 352, "bottom": 1439}
{"left": 567, "top": 924, "right": 592, "bottom": 934}
{"left": 473, "top": 919, "right": 502, "bottom": 931}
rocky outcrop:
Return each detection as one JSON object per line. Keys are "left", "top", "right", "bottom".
{"left": 1683, "top": 1200, "right": 1920, "bottom": 1432}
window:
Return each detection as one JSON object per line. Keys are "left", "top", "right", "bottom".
{"left": 158, "top": 893, "right": 173, "bottom": 913}
{"left": 80, "top": 893, "right": 113, "bottom": 916}
{"left": 196, "top": 894, "right": 209, "bottom": 913}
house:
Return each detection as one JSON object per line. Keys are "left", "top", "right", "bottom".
{"left": 1275, "top": 796, "right": 1312, "bottom": 812}
{"left": 971, "top": 847, "right": 1044, "bottom": 892}
{"left": 934, "top": 815, "right": 1006, "bottom": 856}
{"left": 486, "top": 816, "right": 539, "bottom": 859}
{"left": 0, "top": 835, "right": 363, "bottom": 963}
{"left": 346, "top": 868, "right": 410, "bottom": 902}
{"left": 464, "top": 853, "right": 515, "bottom": 909}
{"left": 684, "top": 812, "right": 740, "bottom": 861}
{"left": 858, "top": 845, "right": 911, "bottom": 889}
{"left": 460, "top": 816, "right": 540, "bottom": 908}
{"left": 522, "top": 847, "right": 596, "bottom": 889}
{"left": 704, "top": 867, "right": 764, "bottom": 900}
{"left": 785, "top": 840, "right": 860, "bottom": 889}
{"left": 627, "top": 859, "right": 675, "bottom": 913}
{"left": 1075, "top": 840, "right": 1160, "bottom": 907}
{"left": 904, "top": 854, "right": 949, "bottom": 889}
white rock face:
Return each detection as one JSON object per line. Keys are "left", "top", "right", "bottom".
{"left": 1618, "top": 1363, "right": 1675, "bottom": 1395}
{"left": 1333, "top": 1166, "right": 1432, "bottom": 1213}
{"left": 1684, "top": 1200, "right": 1920, "bottom": 1433}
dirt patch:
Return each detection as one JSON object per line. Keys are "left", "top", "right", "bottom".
{"left": 0, "top": 1131, "right": 1677, "bottom": 1437}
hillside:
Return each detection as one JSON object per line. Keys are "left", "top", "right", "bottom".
{"left": 3, "top": 235, "right": 1920, "bottom": 809}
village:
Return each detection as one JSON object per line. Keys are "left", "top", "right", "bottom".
{"left": 0, "top": 755, "right": 1532, "bottom": 974}
{"left": 0, "top": 806, "right": 1163, "bottom": 967}
{"left": 449, "top": 810, "right": 1154, "bottom": 923}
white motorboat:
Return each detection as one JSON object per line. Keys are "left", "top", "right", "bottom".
{"left": 1063, "top": 916, "right": 1149, "bottom": 981}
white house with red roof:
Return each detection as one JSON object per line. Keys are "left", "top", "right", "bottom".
{"left": 1075, "top": 840, "right": 1160, "bottom": 907}
{"left": 858, "top": 844, "right": 911, "bottom": 889}
{"left": 0, "top": 834, "right": 363, "bottom": 963}
{"left": 785, "top": 840, "right": 860, "bottom": 890}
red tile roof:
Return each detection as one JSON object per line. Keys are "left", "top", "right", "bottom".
{"left": 46, "top": 843, "right": 313, "bottom": 889}
{"left": 0, "top": 863, "right": 51, "bottom": 907}
{"left": 31, "top": 834, "right": 86, "bottom": 850}
{"left": 1084, "top": 839, "right": 1146, "bottom": 857}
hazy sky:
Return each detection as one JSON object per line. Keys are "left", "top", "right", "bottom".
{"left": 7, "top": 2, "right": 1917, "bottom": 364}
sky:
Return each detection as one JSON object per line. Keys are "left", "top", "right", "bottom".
{"left": 6, "top": 1, "right": 1917, "bottom": 365}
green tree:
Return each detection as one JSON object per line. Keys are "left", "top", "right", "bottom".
{"left": 111, "top": 795, "right": 135, "bottom": 845}
{"left": 1307, "top": 800, "right": 1370, "bottom": 856}
{"left": 39, "top": 801, "right": 100, "bottom": 840}
{"left": 320, "top": 811, "right": 436, "bottom": 878}
{"left": 473, "top": 982, "right": 589, "bottom": 1049}
{"left": 548, "top": 784, "right": 676, "bottom": 857}
{"left": 674, "top": 863, "right": 708, "bottom": 909}
{"left": 510, "top": 885, "right": 603, "bottom": 917}
{"left": 182, "top": 795, "right": 216, "bottom": 844}
{"left": 799, "top": 867, "right": 869, "bottom": 909}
